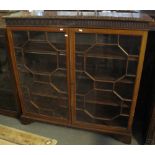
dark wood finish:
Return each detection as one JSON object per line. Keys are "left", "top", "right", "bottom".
{"left": 7, "top": 27, "right": 71, "bottom": 124}
{"left": 0, "top": 12, "right": 20, "bottom": 117}
{"left": 20, "top": 115, "right": 33, "bottom": 125}
{"left": 112, "top": 134, "right": 132, "bottom": 144}
{"left": 4, "top": 11, "right": 152, "bottom": 21}
{"left": 71, "top": 28, "right": 147, "bottom": 143}
{"left": 0, "top": 109, "right": 18, "bottom": 117}
{"left": 141, "top": 10, "right": 155, "bottom": 31}
{"left": 3, "top": 11, "right": 153, "bottom": 30}
{"left": 4, "top": 11, "right": 151, "bottom": 144}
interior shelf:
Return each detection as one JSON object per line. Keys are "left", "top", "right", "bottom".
{"left": 76, "top": 71, "right": 94, "bottom": 95}
{"left": 22, "top": 84, "right": 68, "bottom": 107}
{"left": 30, "top": 92, "right": 68, "bottom": 105}
{"left": 84, "top": 70, "right": 127, "bottom": 82}
{"left": 85, "top": 56, "right": 127, "bottom": 81}
{"left": 24, "top": 50, "right": 57, "bottom": 55}
{"left": 119, "top": 35, "right": 141, "bottom": 56}
{"left": 23, "top": 41, "right": 57, "bottom": 53}
{"left": 23, "top": 52, "right": 58, "bottom": 74}
{"left": 128, "top": 55, "right": 139, "bottom": 61}
{"left": 85, "top": 89, "right": 123, "bottom": 107}
{"left": 51, "top": 69, "right": 67, "bottom": 77}
{"left": 76, "top": 44, "right": 93, "bottom": 52}
{"left": 29, "top": 94, "right": 68, "bottom": 118}
{"left": 76, "top": 109, "right": 128, "bottom": 128}
{"left": 51, "top": 69, "right": 68, "bottom": 93}
{"left": 114, "top": 78, "right": 135, "bottom": 100}
{"left": 51, "top": 43, "right": 66, "bottom": 51}
{"left": 86, "top": 45, "right": 127, "bottom": 60}
{"left": 27, "top": 82, "right": 59, "bottom": 96}
{"left": 116, "top": 76, "right": 135, "bottom": 84}
{"left": 18, "top": 64, "right": 32, "bottom": 73}
{"left": 76, "top": 105, "right": 121, "bottom": 121}
{"left": 92, "top": 75, "right": 117, "bottom": 82}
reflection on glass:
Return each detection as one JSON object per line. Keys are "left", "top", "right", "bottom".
{"left": 12, "top": 30, "right": 69, "bottom": 119}
{"left": 75, "top": 32, "right": 141, "bottom": 128}
{"left": 0, "top": 33, "right": 17, "bottom": 111}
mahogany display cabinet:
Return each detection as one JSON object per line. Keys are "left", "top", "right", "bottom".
{"left": 4, "top": 11, "right": 153, "bottom": 143}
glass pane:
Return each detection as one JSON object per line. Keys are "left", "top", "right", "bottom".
{"left": 13, "top": 31, "right": 28, "bottom": 47}
{"left": 76, "top": 71, "right": 94, "bottom": 95}
{"left": 97, "top": 34, "right": 118, "bottom": 44}
{"left": 114, "top": 77, "right": 135, "bottom": 100}
{"left": 29, "top": 31, "right": 46, "bottom": 40}
{"left": 12, "top": 30, "right": 69, "bottom": 119}
{"left": 75, "top": 32, "right": 142, "bottom": 128}
{"left": 127, "top": 59, "right": 138, "bottom": 76}
{"left": 86, "top": 57, "right": 126, "bottom": 81}
{"left": 47, "top": 32, "right": 66, "bottom": 50}
{"left": 0, "top": 33, "right": 18, "bottom": 111}
{"left": 76, "top": 33, "right": 96, "bottom": 45}
{"left": 119, "top": 35, "right": 141, "bottom": 55}
{"left": 24, "top": 52, "right": 57, "bottom": 73}
{"left": 95, "top": 81, "right": 113, "bottom": 90}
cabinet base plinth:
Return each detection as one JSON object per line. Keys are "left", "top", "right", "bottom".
{"left": 20, "top": 115, "right": 33, "bottom": 125}
{"left": 112, "top": 134, "right": 132, "bottom": 144}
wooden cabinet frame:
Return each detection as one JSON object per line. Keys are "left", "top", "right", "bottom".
{"left": 7, "top": 27, "right": 71, "bottom": 125}
{"left": 70, "top": 28, "right": 148, "bottom": 128}
{"left": 7, "top": 26, "right": 148, "bottom": 143}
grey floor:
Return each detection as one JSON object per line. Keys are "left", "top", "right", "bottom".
{"left": 0, "top": 114, "right": 139, "bottom": 145}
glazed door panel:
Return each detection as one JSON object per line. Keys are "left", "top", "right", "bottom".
{"left": 72, "top": 28, "right": 146, "bottom": 129}
{"left": 9, "top": 28, "right": 70, "bottom": 121}
{"left": 0, "top": 29, "right": 18, "bottom": 114}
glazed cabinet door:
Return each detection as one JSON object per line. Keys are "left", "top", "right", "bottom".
{"left": 7, "top": 27, "right": 70, "bottom": 123}
{"left": 71, "top": 28, "right": 147, "bottom": 130}
{"left": 0, "top": 29, "right": 19, "bottom": 116}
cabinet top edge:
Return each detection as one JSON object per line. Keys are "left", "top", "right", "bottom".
{"left": 3, "top": 11, "right": 154, "bottom": 30}
{"left": 3, "top": 11, "right": 154, "bottom": 23}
